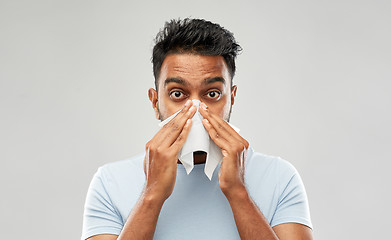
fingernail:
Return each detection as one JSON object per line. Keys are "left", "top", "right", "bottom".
{"left": 185, "top": 100, "right": 192, "bottom": 107}
{"left": 200, "top": 102, "right": 208, "bottom": 111}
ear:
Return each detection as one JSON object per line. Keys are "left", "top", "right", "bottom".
{"left": 148, "top": 88, "right": 160, "bottom": 120}
{"left": 231, "top": 85, "right": 237, "bottom": 106}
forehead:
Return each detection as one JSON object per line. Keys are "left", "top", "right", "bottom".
{"left": 157, "top": 54, "right": 230, "bottom": 89}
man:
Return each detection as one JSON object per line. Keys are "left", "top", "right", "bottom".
{"left": 82, "top": 18, "right": 313, "bottom": 240}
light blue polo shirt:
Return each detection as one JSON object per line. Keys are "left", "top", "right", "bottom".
{"left": 81, "top": 147, "right": 312, "bottom": 239}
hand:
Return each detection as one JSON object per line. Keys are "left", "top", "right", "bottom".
{"left": 143, "top": 100, "right": 196, "bottom": 202}
{"left": 198, "top": 102, "right": 249, "bottom": 197}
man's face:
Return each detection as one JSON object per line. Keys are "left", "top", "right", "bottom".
{"left": 149, "top": 54, "right": 237, "bottom": 121}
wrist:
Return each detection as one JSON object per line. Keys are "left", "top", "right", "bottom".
{"left": 142, "top": 187, "right": 167, "bottom": 207}
{"left": 223, "top": 184, "right": 249, "bottom": 203}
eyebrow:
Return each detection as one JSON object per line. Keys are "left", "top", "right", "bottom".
{"left": 164, "top": 77, "right": 188, "bottom": 87}
{"left": 164, "top": 77, "right": 226, "bottom": 87}
{"left": 203, "top": 77, "right": 226, "bottom": 85}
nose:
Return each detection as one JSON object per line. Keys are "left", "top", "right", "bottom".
{"left": 190, "top": 99, "right": 201, "bottom": 109}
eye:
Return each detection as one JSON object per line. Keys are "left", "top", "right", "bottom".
{"left": 205, "top": 90, "right": 221, "bottom": 100}
{"left": 169, "top": 90, "right": 186, "bottom": 101}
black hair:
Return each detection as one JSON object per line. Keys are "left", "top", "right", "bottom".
{"left": 152, "top": 18, "right": 242, "bottom": 90}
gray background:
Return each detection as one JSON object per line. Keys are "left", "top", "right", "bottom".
{"left": 1, "top": 0, "right": 390, "bottom": 239}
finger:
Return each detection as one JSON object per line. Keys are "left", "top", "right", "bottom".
{"left": 198, "top": 103, "right": 236, "bottom": 142}
{"left": 170, "top": 118, "right": 193, "bottom": 153}
{"left": 199, "top": 102, "right": 248, "bottom": 148}
{"left": 153, "top": 100, "right": 195, "bottom": 146}
{"left": 161, "top": 104, "right": 197, "bottom": 147}
{"left": 157, "top": 99, "right": 192, "bottom": 136}
{"left": 202, "top": 118, "right": 231, "bottom": 151}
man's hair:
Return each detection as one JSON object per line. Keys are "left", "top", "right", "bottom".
{"left": 152, "top": 18, "right": 242, "bottom": 90}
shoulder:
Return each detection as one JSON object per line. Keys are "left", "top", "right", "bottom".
{"left": 245, "top": 147, "right": 305, "bottom": 199}
{"left": 245, "top": 147, "right": 298, "bottom": 181}
{"left": 87, "top": 153, "right": 146, "bottom": 213}
{"left": 244, "top": 147, "right": 312, "bottom": 225}
{"left": 95, "top": 153, "right": 145, "bottom": 187}
{"left": 82, "top": 154, "right": 145, "bottom": 239}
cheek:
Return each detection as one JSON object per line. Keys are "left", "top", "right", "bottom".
{"left": 158, "top": 97, "right": 183, "bottom": 120}
{"left": 221, "top": 100, "right": 232, "bottom": 120}
{"left": 208, "top": 97, "right": 232, "bottom": 120}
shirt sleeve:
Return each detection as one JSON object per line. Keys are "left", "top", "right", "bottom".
{"left": 81, "top": 167, "right": 123, "bottom": 240}
{"left": 270, "top": 161, "right": 313, "bottom": 229}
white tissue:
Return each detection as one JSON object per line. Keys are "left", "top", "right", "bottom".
{"left": 158, "top": 99, "right": 239, "bottom": 180}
